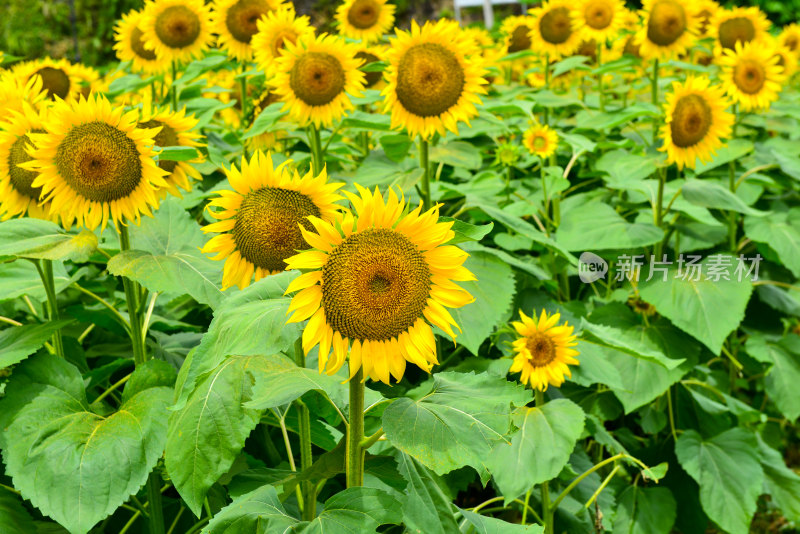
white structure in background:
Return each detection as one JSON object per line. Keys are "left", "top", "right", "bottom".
{"left": 452, "top": 0, "right": 528, "bottom": 28}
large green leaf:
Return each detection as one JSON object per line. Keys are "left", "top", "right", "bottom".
{"left": 487, "top": 399, "right": 585, "bottom": 501}
{"left": 675, "top": 429, "right": 763, "bottom": 534}
{"left": 0, "top": 353, "right": 171, "bottom": 534}
{"left": 430, "top": 140, "right": 482, "bottom": 169}
{"left": 106, "top": 198, "right": 224, "bottom": 308}
{"left": 580, "top": 320, "right": 683, "bottom": 370}
{"left": 201, "top": 485, "right": 297, "bottom": 533}
{"left": 0, "top": 320, "right": 73, "bottom": 367}
{"left": 396, "top": 453, "right": 460, "bottom": 534}
{"left": 611, "top": 486, "right": 676, "bottom": 534}
{"left": 382, "top": 372, "right": 529, "bottom": 477}
{"left": 681, "top": 179, "right": 766, "bottom": 216}
{"left": 0, "top": 487, "right": 36, "bottom": 534}
{"left": 0, "top": 260, "right": 83, "bottom": 301}
{"left": 557, "top": 200, "right": 662, "bottom": 251}
{"left": 693, "top": 139, "right": 754, "bottom": 174}
{"left": 0, "top": 218, "right": 97, "bottom": 262}
{"left": 459, "top": 508, "right": 544, "bottom": 533}
{"left": 744, "top": 208, "right": 800, "bottom": 277}
{"left": 744, "top": 335, "right": 800, "bottom": 421}
{"left": 757, "top": 435, "right": 800, "bottom": 523}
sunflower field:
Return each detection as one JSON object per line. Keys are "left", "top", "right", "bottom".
{"left": 2, "top": 0, "right": 800, "bottom": 532}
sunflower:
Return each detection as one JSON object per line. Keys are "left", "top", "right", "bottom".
{"left": 528, "top": 1, "right": 582, "bottom": 58}
{"left": 500, "top": 16, "right": 536, "bottom": 53}
{"left": 13, "top": 58, "right": 81, "bottom": 102}
{"left": 659, "top": 75, "right": 733, "bottom": 169}
{"left": 271, "top": 33, "right": 365, "bottom": 128}
{"left": 771, "top": 42, "right": 797, "bottom": 80}
{"left": 336, "top": 0, "right": 395, "bottom": 43}
{"left": 718, "top": 40, "right": 785, "bottom": 112}
{"left": 252, "top": 6, "right": 315, "bottom": 75}
{"left": 711, "top": 6, "right": 769, "bottom": 53}
{"left": 355, "top": 44, "right": 387, "bottom": 90}
{"left": 634, "top": 0, "right": 699, "bottom": 60}
{"left": 285, "top": 186, "right": 474, "bottom": 384}
{"left": 24, "top": 95, "right": 168, "bottom": 231}
{"left": 509, "top": 309, "right": 579, "bottom": 391}
{"left": 213, "top": 0, "right": 283, "bottom": 60}
{"left": 778, "top": 23, "right": 800, "bottom": 57}
{"left": 382, "top": 20, "right": 487, "bottom": 140}
{"left": 523, "top": 123, "right": 558, "bottom": 159}
{"left": 141, "top": 0, "right": 214, "bottom": 64}
{"left": 0, "top": 105, "right": 51, "bottom": 220}
{"left": 0, "top": 71, "right": 47, "bottom": 116}
{"left": 694, "top": 0, "right": 719, "bottom": 39}
{"left": 573, "top": 0, "right": 627, "bottom": 43}
{"left": 245, "top": 88, "right": 287, "bottom": 152}
{"left": 202, "top": 151, "right": 343, "bottom": 289}
{"left": 70, "top": 64, "right": 101, "bottom": 99}
{"left": 114, "top": 9, "right": 164, "bottom": 74}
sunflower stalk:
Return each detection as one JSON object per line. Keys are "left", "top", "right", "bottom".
{"left": 596, "top": 42, "right": 605, "bottom": 113}
{"left": 419, "top": 137, "right": 432, "bottom": 210}
{"left": 346, "top": 367, "right": 365, "bottom": 487}
{"left": 309, "top": 124, "right": 324, "bottom": 177}
{"left": 293, "top": 338, "right": 316, "bottom": 520}
{"left": 651, "top": 59, "right": 659, "bottom": 144}
{"left": 34, "top": 259, "right": 65, "bottom": 358}
{"left": 171, "top": 60, "right": 179, "bottom": 112}
{"left": 535, "top": 389, "right": 554, "bottom": 533}
{"left": 118, "top": 224, "right": 147, "bottom": 366}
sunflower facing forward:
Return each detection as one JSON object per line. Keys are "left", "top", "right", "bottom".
{"left": 573, "top": 0, "right": 627, "bottom": 43}
{"left": 213, "top": 0, "right": 282, "bottom": 60}
{"left": 0, "top": 105, "right": 51, "bottom": 220}
{"left": 660, "top": 75, "right": 733, "bottom": 169}
{"left": 114, "top": 9, "right": 164, "bottom": 74}
{"left": 336, "top": 0, "right": 395, "bottom": 43}
{"left": 285, "top": 186, "right": 474, "bottom": 384}
{"left": 634, "top": 0, "right": 698, "bottom": 60}
{"left": 500, "top": 16, "right": 535, "bottom": 53}
{"left": 779, "top": 23, "right": 800, "bottom": 57}
{"left": 718, "top": 40, "right": 785, "bottom": 112}
{"left": 141, "top": 0, "right": 214, "bottom": 63}
{"left": 523, "top": 123, "right": 558, "bottom": 159}
{"left": 252, "top": 6, "right": 315, "bottom": 75}
{"left": 202, "top": 151, "right": 343, "bottom": 289}
{"left": 509, "top": 309, "right": 579, "bottom": 391}
{"left": 14, "top": 58, "right": 81, "bottom": 102}
{"left": 528, "top": 0, "right": 582, "bottom": 58}
{"left": 382, "top": 20, "right": 488, "bottom": 140}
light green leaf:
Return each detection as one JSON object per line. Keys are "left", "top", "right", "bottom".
{"left": 757, "top": 435, "right": 800, "bottom": 523}
{"left": 438, "top": 218, "right": 493, "bottom": 245}
{"left": 611, "top": 486, "right": 676, "bottom": 534}
{"left": 693, "top": 139, "right": 754, "bottom": 174}
{"left": 580, "top": 320, "right": 683, "bottom": 370}
{"left": 459, "top": 508, "right": 544, "bottom": 533}
{"left": 744, "top": 335, "right": 800, "bottom": 421}
{"left": 681, "top": 179, "right": 767, "bottom": 216}
{"left": 744, "top": 208, "right": 800, "bottom": 277}
{"left": 0, "top": 320, "right": 73, "bottom": 367}
{"left": 202, "top": 485, "right": 296, "bottom": 533}
{"left": 595, "top": 150, "right": 663, "bottom": 187}
{"left": 243, "top": 102, "right": 288, "bottom": 139}
{"left": 397, "top": 453, "right": 460, "bottom": 534}
{"left": 0, "top": 261, "right": 84, "bottom": 301}
{"left": 430, "top": 140, "right": 483, "bottom": 169}
{"left": 558, "top": 201, "right": 662, "bottom": 251}
{"left": 302, "top": 487, "right": 402, "bottom": 533}
{"left": 379, "top": 133, "right": 413, "bottom": 162}
{"left": 156, "top": 146, "right": 199, "bottom": 161}
{"left": 0, "top": 219, "right": 97, "bottom": 262}
{"left": 121, "top": 359, "right": 177, "bottom": 404}
{"left": 575, "top": 104, "right": 657, "bottom": 131}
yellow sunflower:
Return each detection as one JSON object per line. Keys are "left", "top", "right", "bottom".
{"left": 202, "top": 151, "right": 343, "bottom": 289}
{"left": 245, "top": 88, "right": 287, "bottom": 152}
{"left": 382, "top": 19, "right": 488, "bottom": 140}
{"left": 25, "top": 95, "right": 168, "bottom": 231}
{"left": 13, "top": 58, "right": 81, "bottom": 102}
{"left": 694, "top": 0, "right": 719, "bottom": 39}
{"left": 336, "top": 0, "right": 395, "bottom": 43}
{"left": 634, "top": 0, "right": 699, "bottom": 60}
{"left": 500, "top": 16, "right": 536, "bottom": 53}
{"left": 213, "top": 0, "right": 283, "bottom": 60}
{"left": 355, "top": 44, "right": 387, "bottom": 91}
{"left": 141, "top": 0, "right": 214, "bottom": 64}
{"left": 719, "top": 40, "right": 785, "bottom": 112}
{"left": 573, "top": 0, "right": 627, "bottom": 43}
{"left": 285, "top": 186, "right": 475, "bottom": 384}
{"left": 659, "top": 75, "right": 733, "bottom": 170}
{"left": 271, "top": 33, "right": 365, "bottom": 128}
{"left": 528, "top": 0, "right": 582, "bottom": 58}
{"left": 778, "top": 23, "right": 800, "bottom": 57}
{"left": 114, "top": 9, "right": 164, "bottom": 74}
{"left": 70, "top": 64, "right": 101, "bottom": 100}
{"left": 0, "top": 71, "right": 47, "bottom": 116}
{"left": 252, "top": 5, "right": 315, "bottom": 75}
{"left": 523, "top": 123, "right": 558, "bottom": 158}
{"left": 772, "top": 42, "right": 797, "bottom": 79}
{"left": 509, "top": 309, "right": 579, "bottom": 391}
{"left": 711, "top": 6, "right": 769, "bottom": 53}
{"left": 0, "top": 105, "right": 51, "bottom": 220}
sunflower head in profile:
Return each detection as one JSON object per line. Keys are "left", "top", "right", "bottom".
{"left": 382, "top": 20, "right": 488, "bottom": 140}
{"left": 213, "top": 0, "right": 282, "bottom": 60}
{"left": 285, "top": 186, "right": 475, "bottom": 384}
{"left": 711, "top": 6, "right": 769, "bottom": 53}
{"left": 634, "top": 0, "right": 698, "bottom": 60}
{"left": 573, "top": 0, "right": 626, "bottom": 43}
{"left": 141, "top": 0, "right": 214, "bottom": 63}
{"left": 13, "top": 58, "right": 81, "bottom": 102}
{"left": 202, "top": 151, "right": 343, "bottom": 290}
{"left": 694, "top": 0, "right": 719, "bottom": 39}
{"left": 0, "top": 72, "right": 48, "bottom": 117}
{"left": 24, "top": 95, "right": 168, "bottom": 231}
{"left": 778, "top": 23, "right": 800, "bottom": 57}
{"left": 718, "top": 40, "right": 785, "bottom": 112}
{"left": 659, "top": 75, "right": 733, "bottom": 169}
{"left": 271, "top": 33, "right": 365, "bottom": 128}
{"left": 523, "top": 123, "right": 558, "bottom": 159}
{"left": 252, "top": 5, "right": 315, "bottom": 75}
{"left": 509, "top": 309, "right": 579, "bottom": 391}
{"left": 114, "top": 9, "right": 164, "bottom": 74}
{"left": 336, "top": 0, "right": 395, "bottom": 43}
{"left": 500, "top": 15, "right": 535, "bottom": 53}
{"left": 528, "top": 1, "right": 581, "bottom": 58}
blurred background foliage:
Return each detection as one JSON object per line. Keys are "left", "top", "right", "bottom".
{"left": 1, "top": 0, "right": 799, "bottom": 66}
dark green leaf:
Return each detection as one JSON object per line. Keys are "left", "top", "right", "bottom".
{"left": 612, "top": 486, "right": 676, "bottom": 534}
{"left": 0, "top": 320, "right": 73, "bottom": 368}
{"left": 397, "top": 453, "right": 461, "bottom": 534}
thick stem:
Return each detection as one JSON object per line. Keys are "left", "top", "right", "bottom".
{"left": 38, "top": 259, "right": 65, "bottom": 358}
{"left": 239, "top": 70, "right": 248, "bottom": 127}
{"left": 294, "top": 339, "right": 316, "bottom": 520}
{"left": 651, "top": 59, "right": 660, "bottom": 144}
{"left": 146, "top": 474, "right": 165, "bottom": 534}
{"left": 346, "top": 368, "right": 365, "bottom": 488}
{"left": 309, "top": 124, "right": 324, "bottom": 177}
{"left": 359, "top": 131, "right": 369, "bottom": 159}
{"left": 119, "top": 226, "right": 146, "bottom": 365}
{"left": 419, "top": 138, "right": 431, "bottom": 210}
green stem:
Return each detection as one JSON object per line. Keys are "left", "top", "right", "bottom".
{"left": 728, "top": 160, "right": 737, "bottom": 252}
{"left": 346, "top": 368, "right": 365, "bottom": 488}
{"left": 118, "top": 225, "right": 146, "bottom": 365}
{"left": 36, "top": 259, "right": 64, "bottom": 358}
{"left": 146, "top": 474, "right": 165, "bottom": 534}
{"left": 419, "top": 137, "right": 431, "bottom": 210}
{"left": 309, "top": 124, "right": 324, "bottom": 177}
{"left": 294, "top": 339, "right": 316, "bottom": 521}
{"left": 521, "top": 489, "right": 531, "bottom": 524}
{"left": 597, "top": 43, "right": 605, "bottom": 113}
{"left": 358, "top": 131, "right": 369, "bottom": 159}
{"left": 171, "top": 60, "right": 178, "bottom": 111}
{"left": 654, "top": 167, "right": 666, "bottom": 259}
{"left": 551, "top": 453, "right": 627, "bottom": 511}
{"left": 360, "top": 428, "right": 384, "bottom": 450}
{"left": 505, "top": 166, "right": 513, "bottom": 205}
{"left": 651, "top": 59, "right": 659, "bottom": 144}
{"left": 92, "top": 373, "right": 131, "bottom": 405}
{"left": 535, "top": 390, "right": 553, "bottom": 533}
{"left": 543, "top": 54, "right": 550, "bottom": 125}
{"left": 239, "top": 69, "right": 248, "bottom": 128}
{"left": 666, "top": 387, "right": 678, "bottom": 442}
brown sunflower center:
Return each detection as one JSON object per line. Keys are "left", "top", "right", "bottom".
{"left": 646, "top": 0, "right": 687, "bottom": 46}
{"left": 131, "top": 26, "right": 157, "bottom": 60}
{"left": 232, "top": 187, "right": 320, "bottom": 272}
{"left": 321, "top": 228, "right": 431, "bottom": 342}
{"left": 785, "top": 35, "right": 799, "bottom": 51}
{"left": 733, "top": 59, "right": 765, "bottom": 94}
{"left": 508, "top": 24, "right": 532, "bottom": 52}
{"left": 356, "top": 51, "right": 383, "bottom": 88}
{"left": 226, "top": 0, "right": 270, "bottom": 43}
{"left": 623, "top": 35, "right": 641, "bottom": 57}
{"left": 718, "top": 17, "right": 755, "bottom": 50}
{"left": 698, "top": 9, "right": 713, "bottom": 35}
{"left": 54, "top": 121, "right": 143, "bottom": 202}
{"left": 532, "top": 134, "right": 547, "bottom": 150}
{"left": 290, "top": 52, "right": 346, "bottom": 106}
{"left": 139, "top": 119, "right": 180, "bottom": 173}
{"left": 396, "top": 43, "right": 465, "bottom": 118}
{"left": 576, "top": 39, "right": 598, "bottom": 61}
{"left": 540, "top": 7, "right": 573, "bottom": 45}
{"left": 670, "top": 93, "right": 712, "bottom": 148}
{"left": 347, "top": 0, "right": 381, "bottom": 29}
{"left": 525, "top": 332, "right": 556, "bottom": 367}
{"left": 8, "top": 130, "right": 45, "bottom": 200}
{"left": 34, "top": 67, "right": 70, "bottom": 100}
{"left": 584, "top": 0, "right": 614, "bottom": 30}
{"left": 155, "top": 5, "right": 202, "bottom": 49}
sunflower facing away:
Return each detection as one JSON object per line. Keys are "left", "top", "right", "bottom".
{"left": 711, "top": 6, "right": 769, "bottom": 53}
{"left": 509, "top": 309, "right": 579, "bottom": 391}
{"left": 336, "top": 0, "right": 396, "bottom": 43}
{"left": 141, "top": 0, "right": 214, "bottom": 64}
{"left": 25, "top": 95, "right": 168, "bottom": 231}
{"left": 114, "top": 9, "right": 164, "bottom": 74}
{"left": 528, "top": 0, "right": 582, "bottom": 58}
{"left": 660, "top": 75, "right": 733, "bottom": 169}
{"left": 213, "top": 0, "right": 282, "bottom": 60}
{"left": 718, "top": 40, "right": 785, "bottom": 112}
{"left": 202, "top": 151, "right": 343, "bottom": 289}
{"left": 14, "top": 58, "right": 81, "bottom": 102}
{"left": 634, "top": 0, "right": 698, "bottom": 60}
{"left": 252, "top": 5, "right": 315, "bottom": 75}
{"left": 285, "top": 186, "right": 475, "bottom": 384}
{"left": 500, "top": 16, "right": 535, "bottom": 53}
{"left": 573, "top": 0, "right": 627, "bottom": 43}
{"left": 523, "top": 123, "right": 558, "bottom": 158}
{"left": 382, "top": 19, "right": 488, "bottom": 139}
{"left": 0, "top": 105, "right": 51, "bottom": 220}
{"left": 271, "top": 33, "right": 365, "bottom": 128}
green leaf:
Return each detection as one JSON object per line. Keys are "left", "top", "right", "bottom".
{"left": 438, "top": 217, "right": 493, "bottom": 245}
{"left": 382, "top": 371, "right": 529, "bottom": 476}
{"left": 611, "top": 486, "right": 676, "bottom": 534}
{"left": 459, "top": 508, "right": 544, "bottom": 533}
{"left": 0, "top": 487, "right": 36, "bottom": 534}
{"left": 580, "top": 320, "right": 683, "bottom": 369}
{"left": 0, "top": 261, "right": 84, "bottom": 301}
{"left": 397, "top": 453, "right": 461, "bottom": 534}
{"left": 379, "top": 133, "right": 413, "bottom": 162}
{"left": 340, "top": 110, "right": 392, "bottom": 131}
{"left": 757, "top": 435, "right": 800, "bottom": 523}
{"left": 156, "top": 146, "right": 199, "bottom": 161}
{"left": 488, "top": 399, "right": 585, "bottom": 501}
{"left": 176, "top": 54, "right": 228, "bottom": 86}
{"left": 202, "top": 485, "right": 297, "bottom": 533}
{"left": 575, "top": 104, "right": 657, "bottom": 131}
{"left": 596, "top": 150, "right": 663, "bottom": 187}
{"left": 430, "top": 140, "right": 482, "bottom": 169}
{"left": 106, "top": 198, "right": 224, "bottom": 308}
{"left": 302, "top": 487, "right": 402, "bottom": 533}
{"left": 557, "top": 200, "right": 662, "bottom": 251}
{"left": 675, "top": 429, "right": 763, "bottom": 534}
{"left": 121, "top": 359, "right": 177, "bottom": 404}
{"left": 744, "top": 208, "right": 800, "bottom": 277}
{"left": 693, "top": 139, "right": 754, "bottom": 174}
{"left": 243, "top": 102, "right": 287, "bottom": 139}
{"left": 0, "top": 219, "right": 97, "bottom": 262}
{"left": 745, "top": 335, "right": 800, "bottom": 421}
{"left": 0, "top": 320, "right": 73, "bottom": 367}
{"left": 681, "top": 179, "right": 767, "bottom": 216}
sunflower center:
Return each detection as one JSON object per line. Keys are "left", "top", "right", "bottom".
{"left": 321, "top": 228, "right": 431, "bottom": 342}
{"left": 540, "top": 7, "right": 573, "bottom": 45}
{"left": 8, "top": 131, "right": 45, "bottom": 200}
{"left": 718, "top": 17, "right": 755, "bottom": 50}
{"left": 396, "top": 43, "right": 465, "bottom": 118}
{"left": 356, "top": 51, "right": 383, "bottom": 87}
{"left": 733, "top": 59, "right": 765, "bottom": 94}
{"left": 698, "top": 9, "right": 713, "bottom": 35}
{"left": 623, "top": 35, "right": 641, "bottom": 57}
{"left": 532, "top": 134, "right": 547, "bottom": 150}
{"left": 584, "top": 0, "right": 614, "bottom": 30}
{"left": 34, "top": 67, "right": 70, "bottom": 100}
{"left": 270, "top": 29, "right": 298, "bottom": 57}
{"left": 232, "top": 187, "right": 320, "bottom": 272}
{"left": 155, "top": 5, "right": 201, "bottom": 49}
{"left": 290, "top": 52, "right": 346, "bottom": 107}
{"left": 786, "top": 35, "right": 798, "bottom": 51}
{"left": 54, "top": 121, "right": 143, "bottom": 202}
{"left": 670, "top": 94, "right": 712, "bottom": 148}
{"left": 347, "top": 0, "right": 381, "bottom": 29}
{"left": 131, "top": 26, "right": 157, "bottom": 60}
{"left": 508, "top": 25, "right": 532, "bottom": 52}
{"left": 646, "top": 0, "right": 686, "bottom": 46}
{"left": 139, "top": 119, "right": 180, "bottom": 173}
{"left": 227, "top": 0, "right": 270, "bottom": 43}
{"left": 525, "top": 332, "right": 556, "bottom": 367}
